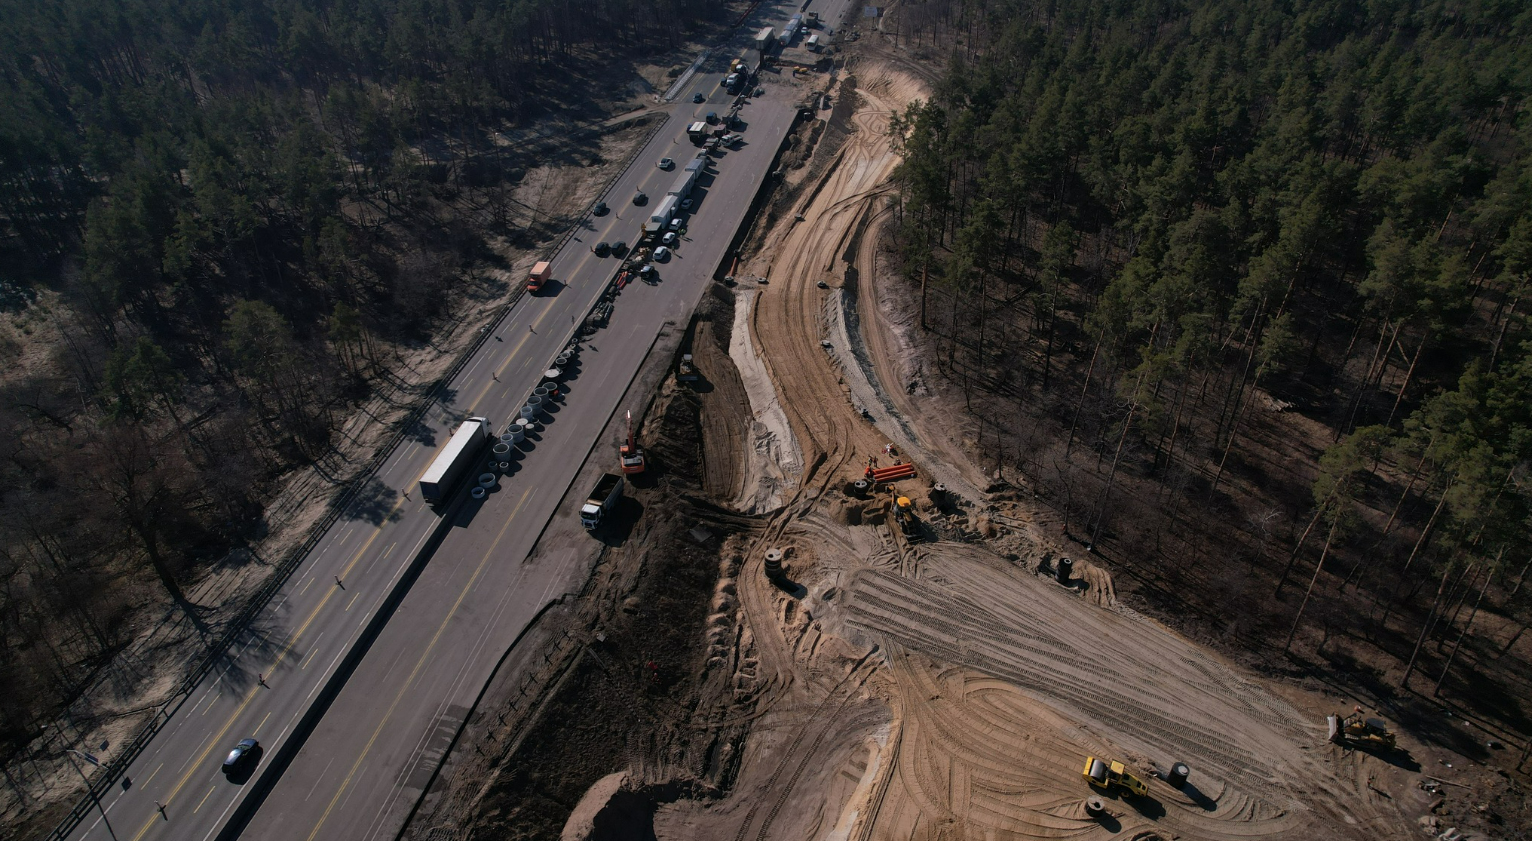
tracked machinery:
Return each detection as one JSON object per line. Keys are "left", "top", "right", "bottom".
{"left": 619, "top": 410, "right": 646, "bottom": 475}
{"left": 676, "top": 353, "right": 700, "bottom": 382}
{"left": 1327, "top": 706, "right": 1396, "bottom": 750}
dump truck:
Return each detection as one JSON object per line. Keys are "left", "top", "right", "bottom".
{"left": 527, "top": 260, "right": 552, "bottom": 292}
{"left": 619, "top": 411, "right": 646, "bottom": 475}
{"left": 1327, "top": 707, "right": 1396, "bottom": 750}
{"left": 1082, "top": 756, "right": 1148, "bottom": 798}
{"left": 580, "top": 473, "right": 624, "bottom": 529}
{"left": 419, "top": 417, "right": 492, "bottom": 504}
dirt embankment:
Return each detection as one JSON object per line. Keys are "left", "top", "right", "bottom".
{"left": 419, "top": 378, "right": 764, "bottom": 841}
{"left": 691, "top": 285, "right": 750, "bottom": 502}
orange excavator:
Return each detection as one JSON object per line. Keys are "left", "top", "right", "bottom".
{"left": 620, "top": 411, "right": 646, "bottom": 475}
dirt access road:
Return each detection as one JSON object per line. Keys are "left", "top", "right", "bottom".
{"left": 645, "top": 56, "right": 1422, "bottom": 840}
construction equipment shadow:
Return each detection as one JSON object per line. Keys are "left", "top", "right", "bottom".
{"left": 592, "top": 496, "right": 645, "bottom": 547}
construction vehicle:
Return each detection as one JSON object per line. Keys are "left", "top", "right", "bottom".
{"left": 1082, "top": 756, "right": 1148, "bottom": 798}
{"left": 892, "top": 495, "right": 920, "bottom": 539}
{"left": 1327, "top": 707, "right": 1396, "bottom": 750}
{"left": 580, "top": 473, "right": 624, "bottom": 529}
{"left": 676, "top": 353, "right": 700, "bottom": 382}
{"left": 620, "top": 411, "right": 646, "bottom": 475}
{"left": 526, "top": 260, "right": 552, "bottom": 292}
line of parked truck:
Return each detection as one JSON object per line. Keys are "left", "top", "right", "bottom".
{"left": 643, "top": 153, "right": 707, "bottom": 238}
{"left": 422, "top": 61, "right": 762, "bottom": 530}
{"left": 416, "top": 404, "right": 641, "bottom": 532}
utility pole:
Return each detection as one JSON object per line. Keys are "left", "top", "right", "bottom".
{"left": 66, "top": 750, "right": 118, "bottom": 839}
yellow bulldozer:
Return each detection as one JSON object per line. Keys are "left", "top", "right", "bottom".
{"left": 892, "top": 495, "right": 920, "bottom": 538}
{"left": 1082, "top": 755, "right": 1148, "bottom": 798}
{"left": 1327, "top": 706, "right": 1396, "bottom": 750}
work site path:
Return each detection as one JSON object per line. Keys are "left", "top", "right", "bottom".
{"left": 821, "top": 542, "right": 1407, "bottom": 840}
{"left": 744, "top": 64, "right": 922, "bottom": 494}
{"left": 663, "top": 55, "right": 1414, "bottom": 841}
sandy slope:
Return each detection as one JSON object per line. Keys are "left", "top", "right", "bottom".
{"left": 644, "top": 58, "right": 1417, "bottom": 841}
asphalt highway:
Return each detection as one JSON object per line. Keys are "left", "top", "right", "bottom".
{"left": 59, "top": 1, "right": 847, "bottom": 839}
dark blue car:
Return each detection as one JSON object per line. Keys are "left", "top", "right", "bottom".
{"left": 222, "top": 738, "right": 259, "bottom": 773}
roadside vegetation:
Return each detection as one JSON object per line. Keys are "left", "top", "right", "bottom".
{"left": 0, "top": 0, "right": 731, "bottom": 783}
{"left": 886, "top": 0, "right": 1532, "bottom": 749}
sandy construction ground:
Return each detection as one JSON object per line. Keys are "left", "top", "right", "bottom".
{"left": 641, "top": 59, "right": 1421, "bottom": 841}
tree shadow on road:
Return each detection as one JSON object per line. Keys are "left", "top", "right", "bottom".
{"left": 343, "top": 475, "right": 403, "bottom": 525}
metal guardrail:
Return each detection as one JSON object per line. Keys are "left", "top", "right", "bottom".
{"left": 38, "top": 113, "right": 672, "bottom": 841}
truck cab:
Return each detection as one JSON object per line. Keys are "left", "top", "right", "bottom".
{"left": 527, "top": 261, "right": 552, "bottom": 292}
{"left": 580, "top": 473, "right": 624, "bottom": 529}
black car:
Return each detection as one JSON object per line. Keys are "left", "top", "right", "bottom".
{"left": 594, "top": 242, "right": 611, "bottom": 257}
{"left": 612, "top": 240, "right": 628, "bottom": 255}
{"left": 222, "top": 738, "right": 259, "bottom": 774}
{"left": 633, "top": 191, "right": 647, "bottom": 205}
{"left": 691, "top": 92, "right": 705, "bottom": 103}
{"left": 593, "top": 201, "right": 608, "bottom": 216}
{"left": 705, "top": 112, "right": 718, "bottom": 124}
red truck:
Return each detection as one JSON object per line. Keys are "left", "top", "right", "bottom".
{"left": 527, "top": 260, "right": 552, "bottom": 292}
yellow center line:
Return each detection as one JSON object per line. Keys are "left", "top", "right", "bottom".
{"left": 128, "top": 500, "right": 403, "bottom": 841}
{"left": 304, "top": 488, "right": 533, "bottom": 841}
{"left": 460, "top": 328, "right": 538, "bottom": 413}
{"left": 345, "top": 593, "right": 360, "bottom": 611}
{"left": 301, "top": 646, "right": 321, "bottom": 670}
{"left": 192, "top": 786, "right": 215, "bottom": 814}
{"left": 143, "top": 763, "right": 162, "bottom": 786}
{"left": 252, "top": 712, "right": 271, "bottom": 736}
